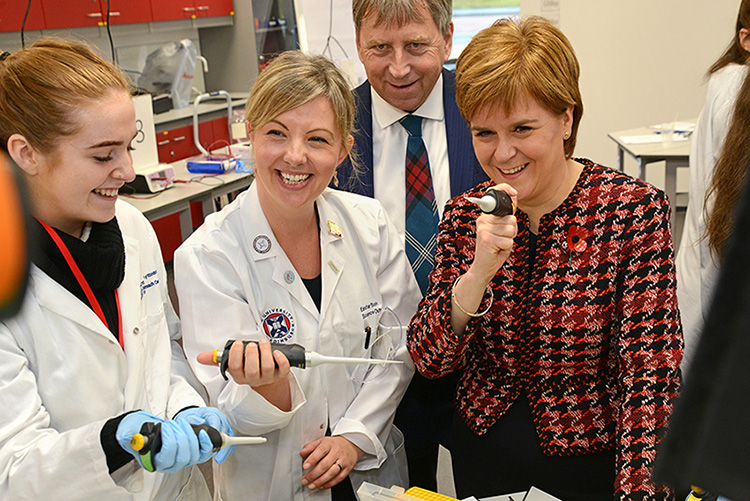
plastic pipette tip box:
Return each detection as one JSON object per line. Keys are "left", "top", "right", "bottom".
{"left": 404, "top": 487, "right": 458, "bottom": 500}
{"left": 356, "top": 482, "right": 458, "bottom": 501}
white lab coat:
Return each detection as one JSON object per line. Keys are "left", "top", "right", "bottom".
{"left": 175, "top": 184, "right": 420, "bottom": 501}
{"left": 0, "top": 201, "right": 209, "bottom": 501}
{"left": 676, "top": 63, "right": 748, "bottom": 376}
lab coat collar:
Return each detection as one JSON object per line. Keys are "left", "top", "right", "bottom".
{"left": 371, "top": 73, "right": 444, "bottom": 129}
{"left": 31, "top": 265, "right": 113, "bottom": 338}
{"left": 316, "top": 190, "right": 346, "bottom": 315}
{"left": 243, "top": 183, "right": 282, "bottom": 263}
{"left": 28, "top": 229, "right": 142, "bottom": 349}
{"left": 243, "top": 184, "right": 346, "bottom": 317}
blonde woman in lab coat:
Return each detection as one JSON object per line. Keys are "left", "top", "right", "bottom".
{"left": 175, "top": 51, "right": 420, "bottom": 500}
{"left": 0, "top": 38, "right": 234, "bottom": 500}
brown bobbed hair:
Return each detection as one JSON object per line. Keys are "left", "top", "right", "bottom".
{"left": 455, "top": 16, "right": 583, "bottom": 159}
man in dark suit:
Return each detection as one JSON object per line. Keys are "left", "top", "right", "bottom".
{"left": 335, "top": 0, "right": 487, "bottom": 492}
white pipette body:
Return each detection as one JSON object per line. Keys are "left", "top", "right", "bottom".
{"left": 305, "top": 352, "right": 403, "bottom": 368}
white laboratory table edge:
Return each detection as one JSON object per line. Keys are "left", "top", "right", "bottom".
{"left": 122, "top": 159, "right": 253, "bottom": 241}
{"left": 607, "top": 125, "right": 692, "bottom": 224}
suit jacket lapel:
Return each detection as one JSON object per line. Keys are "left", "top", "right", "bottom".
{"left": 352, "top": 82, "right": 375, "bottom": 197}
{"left": 443, "top": 68, "right": 483, "bottom": 196}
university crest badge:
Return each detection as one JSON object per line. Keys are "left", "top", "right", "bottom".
{"left": 261, "top": 308, "right": 295, "bottom": 343}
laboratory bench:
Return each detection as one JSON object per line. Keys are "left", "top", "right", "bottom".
{"left": 122, "top": 158, "right": 253, "bottom": 263}
{"left": 607, "top": 123, "right": 692, "bottom": 224}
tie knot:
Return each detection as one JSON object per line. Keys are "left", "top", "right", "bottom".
{"left": 399, "top": 114, "right": 423, "bottom": 137}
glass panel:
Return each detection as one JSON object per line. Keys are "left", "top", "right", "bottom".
{"left": 252, "top": 0, "right": 300, "bottom": 71}
{"left": 451, "top": 0, "right": 521, "bottom": 63}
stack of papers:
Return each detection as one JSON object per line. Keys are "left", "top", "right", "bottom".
{"left": 618, "top": 121, "right": 695, "bottom": 145}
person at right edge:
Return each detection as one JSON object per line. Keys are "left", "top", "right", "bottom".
{"left": 408, "top": 17, "right": 683, "bottom": 500}
{"left": 676, "top": 0, "right": 750, "bottom": 376}
{"left": 334, "top": 0, "right": 488, "bottom": 490}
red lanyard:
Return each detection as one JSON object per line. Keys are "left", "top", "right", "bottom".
{"left": 38, "top": 219, "right": 123, "bottom": 349}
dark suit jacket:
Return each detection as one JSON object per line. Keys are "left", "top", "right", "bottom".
{"left": 335, "top": 68, "right": 487, "bottom": 199}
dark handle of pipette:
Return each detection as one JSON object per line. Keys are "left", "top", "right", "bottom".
{"left": 219, "top": 340, "right": 307, "bottom": 380}
{"left": 482, "top": 189, "right": 514, "bottom": 217}
{"left": 131, "top": 423, "right": 223, "bottom": 472}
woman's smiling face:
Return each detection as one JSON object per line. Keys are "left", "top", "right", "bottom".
{"left": 26, "top": 90, "right": 137, "bottom": 237}
{"left": 250, "top": 95, "right": 350, "bottom": 218}
{"left": 470, "top": 94, "right": 573, "bottom": 212}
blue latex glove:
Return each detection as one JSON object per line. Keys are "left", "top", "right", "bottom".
{"left": 153, "top": 418, "right": 212, "bottom": 473}
{"left": 175, "top": 407, "right": 237, "bottom": 463}
{"left": 115, "top": 410, "right": 166, "bottom": 469}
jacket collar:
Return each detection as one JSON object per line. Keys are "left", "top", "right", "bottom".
{"left": 243, "top": 184, "right": 346, "bottom": 317}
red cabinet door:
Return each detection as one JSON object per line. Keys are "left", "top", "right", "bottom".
{"left": 43, "top": 0, "right": 103, "bottom": 29}
{"left": 194, "top": 0, "right": 233, "bottom": 17}
{"left": 0, "top": 0, "right": 45, "bottom": 32}
{"left": 151, "top": 0, "right": 197, "bottom": 21}
{"left": 151, "top": 0, "right": 232, "bottom": 21}
{"left": 103, "top": 0, "right": 152, "bottom": 25}
{"left": 197, "top": 120, "right": 215, "bottom": 154}
{"left": 168, "top": 125, "right": 199, "bottom": 161}
{"left": 210, "top": 116, "right": 230, "bottom": 145}
{"left": 196, "top": 117, "right": 230, "bottom": 155}
{"left": 155, "top": 125, "right": 200, "bottom": 163}
{"left": 156, "top": 130, "right": 174, "bottom": 164}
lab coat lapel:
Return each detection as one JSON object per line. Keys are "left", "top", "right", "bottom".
{"left": 118, "top": 232, "right": 141, "bottom": 345}
{"left": 244, "top": 184, "right": 319, "bottom": 318}
{"left": 316, "top": 194, "right": 345, "bottom": 317}
{"left": 31, "top": 266, "right": 120, "bottom": 345}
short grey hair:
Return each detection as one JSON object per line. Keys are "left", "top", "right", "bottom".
{"left": 353, "top": 0, "right": 452, "bottom": 36}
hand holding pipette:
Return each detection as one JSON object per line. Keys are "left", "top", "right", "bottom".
{"left": 197, "top": 339, "right": 403, "bottom": 381}
{"left": 466, "top": 188, "right": 515, "bottom": 216}
{"left": 130, "top": 422, "right": 265, "bottom": 472}
{"left": 450, "top": 186, "right": 518, "bottom": 333}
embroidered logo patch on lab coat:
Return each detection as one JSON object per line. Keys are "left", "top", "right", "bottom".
{"left": 261, "top": 308, "right": 295, "bottom": 343}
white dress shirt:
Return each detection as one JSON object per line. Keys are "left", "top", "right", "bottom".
{"left": 371, "top": 75, "right": 450, "bottom": 243}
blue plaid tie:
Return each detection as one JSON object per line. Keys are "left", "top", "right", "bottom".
{"left": 400, "top": 114, "right": 438, "bottom": 295}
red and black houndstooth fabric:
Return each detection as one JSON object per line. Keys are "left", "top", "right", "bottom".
{"left": 408, "top": 159, "right": 683, "bottom": 500}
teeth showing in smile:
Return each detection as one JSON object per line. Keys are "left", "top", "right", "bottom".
{"left": 501, "top": 163, "right": 527, "bottom": 175}
{"left": 94, "top": 188, "right": 119, "bottom": 197}
{"left": 280, "top": 172, "right": 311, "bottom": 185}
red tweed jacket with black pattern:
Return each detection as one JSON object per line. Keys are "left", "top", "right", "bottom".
{"left": 408, "top": 159, "right": 683, "bottom": 500}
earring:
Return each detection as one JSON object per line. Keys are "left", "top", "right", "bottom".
{"left": 332, "top": 170, "right": 339, "bottom": 187}
{"left": 564, "top": 131, "right": 570, "bottom": 140}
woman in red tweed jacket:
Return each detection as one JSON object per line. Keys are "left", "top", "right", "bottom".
{"left": 407, "top": 17, "right": 683, "bottom": 501}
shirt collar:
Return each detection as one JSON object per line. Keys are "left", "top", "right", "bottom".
{"left": 371, "top": 73, "right": 444, "bottom": 130}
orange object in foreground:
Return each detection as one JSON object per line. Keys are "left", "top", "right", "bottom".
{"left": 0, "top": 153, "right": 30, "bottom": 320}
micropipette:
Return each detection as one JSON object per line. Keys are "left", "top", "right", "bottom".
{"left": 466, "top": 188, "right": 515, "bottom": 217}
{"left": 213, "top": 340, "right": 402, "bottom": 380}
{"left": 131, "top": 422, "right": 266, "bottom": 472}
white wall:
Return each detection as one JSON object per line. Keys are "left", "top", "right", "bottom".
{"left": 295, "top": 0, "right": 364, "bottom": 84}
{"left": 522, "top": 0, "right": 739, "bottom": 192}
